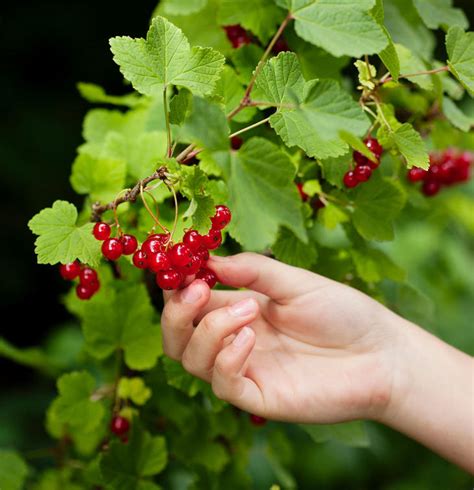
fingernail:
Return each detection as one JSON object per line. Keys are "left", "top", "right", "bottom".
{"left": 181, "top": 284, "right": 202, "bottom": 304}
{"left": 229, "top": 298, "right": 257, "bottom": 317}
{"left": 208, "top": 255, "right": 229, "bottom": 263}
{"left": 233, "top": 327, "right": 252, "bottom": 347}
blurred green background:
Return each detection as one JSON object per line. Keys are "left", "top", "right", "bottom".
{"left": 0, "top": 1, "right": 473, "bottom": 488}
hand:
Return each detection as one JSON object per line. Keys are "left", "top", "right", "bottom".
{"left": 161, "top": 252, "right": 400, "bottom": 424}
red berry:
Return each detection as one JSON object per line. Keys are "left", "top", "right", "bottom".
{"left": 457, "top": 151, "right": 472, "bottom": 167}
{"left": 453, "top": 163, "right": 470, "bottom": 183}
{"left": 224, "top": 25, "right": 251, "bottom": 48}
{"left": 183, "top": 230, "right": 203, "bottom": 251}
{"left": 312, "top": 197, "right": 325, "bottom": 211}
{"left": 202, "top": 229, "right": 222, "bottom": 250}
{"left": 422, "top": 180, "right": 441, "bottom": 197}
{"left": 195, "top": 247, "right": 210, "bottom": 262}
{"left": 428, "top": 163, "right": 443, "bottom": 182}
{"left": 354, "top": 165, "right": 372, "bottom": 183}
{"left": 76, "top": 284, "right": 95, "bottom": 300}
{"left": 353, "top": 151, "right": 369, "bottom": 167}
{"left": 142, "top": 237, "right": 165, "bottom": 256}
{"left": 407, "top": 167, "right": 427, "bottom": 182}
{"left": 178, "top": 254, "right": 202, "bottom": 276}
{"left": 148, "top": 252, "right": 172, "bottom": 273}
{"left": 120, "top": 234, "right": 138, "bottom": 255}
{"left": 365, "top": 137, "right": 383, "bottom": 158}
{"left": 231, "top": 136, "right": 243, "bottom": 150}
{"left": 211, "top": 205, "right": 232, "bottom": 230}
{"left": 156, "top": 269, "right": 183, "bottom": 290}
{"left": 343, "top": 171, "right": 359, "bottom": 188}
{"left": 272, "top": 37, "right": 290, "bottom": 54}
{"left": 295, "top": 182, "right": 309, "bottom": 202}
{"left": 59, "top": 261, "right": 81, "bottom": 280}
{"left": 110, "top": 416, "right": 130, "bottom": 436}
{"left": 438, "top": 161, "right": 457, "bottom": 184}
{"left": 195, "top": 268, "right": 218, "bottom": 288}
{"left": 101, "top": 238, "right": 123, "bottom": 261}
{"left": 79, "top": 267, "right": 99, "bottom": 289}
{"left": 132, "top": 249, "right": 148, "bottom": 269}
{"left": 148, "top": 233, "right": 171, "bottom": 245}
{"left": 169, "top": 243, "right": 193, "bottom": 268}
{"left": 440, "top": 148, "right": 456, "bottom": 163}
{"left": 93, "top": 222, "right": 111, "bottom": 241}
{"left": 249, "top": 414, "right": 267, "bottom": 426}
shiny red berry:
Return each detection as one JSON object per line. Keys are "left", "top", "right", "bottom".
{"left": 202, "top": 229, "right": 222, "bottom": 250}
{"left": 196, "top": 268, "right": 218, "bottom": 288}
{"left": 132, "top": 249, "right": 148, "bottom": 269}
{"left": 354, "top": 165, "right": 372, "bottom": 182}
{"left": 195, "top": 247, "right": 210, "bottom": 262}
{"left": 272, "top": 37, "right": 290, "bottom": 54}
{"left": 79, "top": 267, "right": 98, "bottom": 287}
{"left": 93, "top": 222, "right": 111, "bottom": 241}
{"left": 76, "top": 284, "right": 95, "bottom": 300}
{"left": 120, "top": 234, "right": 138, "bottom": 255}
{"left": 428, "top": 164, "right": 442, "bottom": 182}
{"left": 295, "top": 182, "right": 309, "bottom": 202}
{"left": 110, "top": 416, "right": 130, "bottom": 436}
{"left": 231, "top": 136, "right": 243, "bottom": 150}
{"left": 457, "top": 151, "right": 472, "bottom": 167}
{"left": 148, "top": 252, "right": 172, "bottom": 273}
{"left": 224, "top": 25, "right": 251, "bottom": 48}
{"left": 183, "top": 230, "right": 203, "bottom": 251}
{"left": 156, "top": 269, "right": 183, "bottom": 290}
{"left": 365, "top": 137, "right": 383, "bottom": 158}
{"left": 102, "top": 238, "right": 123, "bottom": 261}
{"left": 148, "top": 233, "right": 171, "bottom": 245}
{"left": 343, "top": 171, "right": 359, "bottom": 188}
{"left": 249, "top": 414, "right": 267, "bottom": 426}
{"left": 407, "top": 167, "right": 427, "bottom": 182}
{"left": 438, "top": 162, "right": 457, "bottom": 184}
{"left": 422, "top": 180, "right": 441, "bottom": 197}
{"left": 211, "top": 205, "right": 232, "bottom": 230}
{"left": 353, "top": 151, "right": 369, "bottom": 167}
{"left": 179, "top": 254, "right": 202, "bottom": 276}
{"left": 169, "top": 243, "right": 193, "bottom": 268}
{"left": 142, "top": 237, "right": 165, "bottom": 256}
{"left": 59, "top": 261, "right": 81, "bottom": 280}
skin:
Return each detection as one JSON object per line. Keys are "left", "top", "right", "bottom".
{"left": 161, "top": 253, "right": 474, "bottom": 474}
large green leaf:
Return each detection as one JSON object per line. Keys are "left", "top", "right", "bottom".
{"left": 0, "top": 450, "right": 29, "bottom": 490}
{"left": 272, "top": 227, "right": 318, "bottom": 268}
{"left": 300, "top": 421, "right": 370, "bottom": 448}
{"left": 446, "top": 26, "right": 474, "bottom": 96}
{"left": 227, "top": 137, "right": 307, "bottom": 250}
{"left": 395, "top": 44, "right": 433, "bottom": 91}
{"left": 413, "top": 0, "right": 468, "bottom": 31}
{"left": 442, "top": 96, "right": 474, "bottom": 132}
{"left": 77, "top": 82, "right": 142, "bottom": 107}
{"left": 110, "top": 16, "right": 225, "bottom": 97}
{"left": 28, "top": 200, "right": 101, "bottom": 267}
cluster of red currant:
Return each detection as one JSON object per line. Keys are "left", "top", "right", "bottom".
{"left": 93, "top": 205, "right": 231, "bottom": 291}
{"left": 59, "top": 261, "right": 100, "bottom": 300}
{"left": 407, "top": 149, "right": 472, "bottom": 197}
{"left": 110, "top": 415, "right": 130, "bottom": 443}
{"left": 343, "top": 137, "right": 383, "bottom": 188}
{"left": 223, "top": 25, "right": 252, "bottom": 48}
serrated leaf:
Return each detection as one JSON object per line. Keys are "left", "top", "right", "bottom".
{"left": 0, "top": 337, "right": 56, "bottom": 374}
{"left": 446, "top": 26, "right": 474, "bottom": 96}
{"left": 318, "top": 203, "right": 349, "bottom": 230}
{"left": 300, "top": 421, "right": 370, "bottom": 448}
{"left": 217, "top": 0, "right": 285, "bottom": 43}
{"left": 352, "top": 176, "right": 406, "bottom": 241}
{"left": 70, "top": 153, "right": 126, "bottom": 203}
{"left": 395, "top": 44, "right": 433, "bottom": 91}
{"left": 339, "top": 131, "right": 377, "bottom": 163}
{"left": 82, "top": 284, "right": 162, "bottom": 370}
{"left": 227, "top": 137, "right": 306, "bottom": 250}
{"left": 413, "top": 0, "right": 468, "bottom": 31}
{"left": 272, "top": 227, "right": 317, "bottom": 268}
{"left": 28, "top": 200, "right": 101, "bottom": 266}
{"left": 169, "top": 89, "right": 192, "bottom": 125}
{"left": 185, "top": 196, "right": 215, "bottom": 234}
{"left": 110, "top": 16, "right": 225, "bottom": 97}
{"left": 290, "top": 0, "right": 388, "bottom": 57}
{"left": 0, "top": 450, "right": 29, "bottom": 490}
{"left": 100, "top": 428, "right": 167, "bottom": 489}
{"left": 318, "top": 153, "right": 351, "bottom": 189}
{"left": 160, "top": 0, "right": 207, "bottom": 15}
{"left": 53, "top": 371, "right": 105, "bottom": 432}
{"left": 442, "top": 96, "right": 474, "bottom": 132}
{"left": 118, "top": 378, "right": 152, "bottom": 406}
{"left": 174, "top": 438, "right": 229, "bottom": 472}
{"left": 351, "top": 248, "right": 406, "bottom": 283}
{"left": 77, "top": 82, "right": 141, "bottom": 107}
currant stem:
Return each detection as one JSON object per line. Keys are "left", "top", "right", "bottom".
{"left": 140, "top": 183, "right": 169, "bottom": 233}
{"left": 229, "top": 116, "right": 272, "bottom": 138}
{"left": 168, "top": 183, "right": 179, "bottom": 246}
{"left": 176, "top": 143, "right": 196, "bottom": 162}
{"left": 380, "top": 65, "right": 449, "bottom": 85}
{"left": 163, "top": 86, "right": 173, "bottom": 158}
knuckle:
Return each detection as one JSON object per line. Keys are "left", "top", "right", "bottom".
{"left": 181, "top": 350, "right": 197, "bottom": 375}
{"left": 213, "top": 354, "right": 233, "bottom": 379}
{"left": 199, "top": 312, "right": 221, "bottom": 338}
{"left": 211, "top": 378, "right": 228, "bottom": 400}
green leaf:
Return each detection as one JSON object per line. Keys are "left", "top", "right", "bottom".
{"left": 318, "top": 153, "right": 351, "bottom": 189}
{"left": 272, "top": 227, "right": 317, "bottom": 268}
{"left": 339, "top": 130, "right": 377, "bottom": 163}
{"left": 183, "top": 195, "right": 216, "bottom": 234}
{"left": 290, "top": 0, "right": 388, "bottom": 57}
{"left": 77, "top": 82, "right": 141, "bottom": 107}
{"left": 169, "top": 88, "right": 192, "bottom": 125}
{"left": 118, "top": 378, "right": 152, "bottom": 406}
{"left": 227, "top": 137, "right": 307, "bottom": 250}
{"left": 395, "top": 44, "right": 433, "bottom": 91}
{"left": 162, "top": 357, "right": 208, "bottom": 397}
{"left": 28, "top": 200, "right": 101, "bottom": 267}
{"left": 52, "top": 371, "right": 105, "bottom": 432}
{"left": 351, "top": 248, "right": 406, "bottom": 283}
{"left": 0, "top": 337, "right": 56, "bottom": 374}
{"left": 354, "top": 59, "right": 377, "bottom": 90}
{"left": 82, "top": 284, "right": 162, "bottom": 370}
{"left": 110, "top": 16, "right": 225, "bottom": 97}
{"left": 446, "top": 26, "right": 474, "bottom": 96}
{"left": 352, "top": 176, "right": 407, "bottom": 241}
{"left": 413, "top": 0, "right": 468, "bottom": 31}
{"left": 70, "top": 153, "right": 126, "bottom": 203}
{"left": 100, "top": 428, "right": 167, "bottom": 489}
{"left": 159, "top": 0, "right": 207, "bottom": 15}
{"left": 318, "top": 203, "right": 349, "bottom": 230}
{"left": 0, "top": 450, "right": 29, "bottom": 490}
{"left": 217, "top": 0, "right": 285, "bottom": 43}
{"left": 442, "top": 96, "right": 474, "bottom": 132}
{"left": 300, "top": 421, "right": 370, "bottom": 448}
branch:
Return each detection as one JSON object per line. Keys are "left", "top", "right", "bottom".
{"left": 380, "top": 65, "right": 449, "bottom": 85}
{"left": 229, "top": 116, "right": 272, "bottom": 138}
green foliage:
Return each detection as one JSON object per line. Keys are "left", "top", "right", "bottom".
{"left": 0, "top": 450, "right": 29, "bottom": 490}
{"left": 446, "top": 26, "right": 474, "bottom": 96}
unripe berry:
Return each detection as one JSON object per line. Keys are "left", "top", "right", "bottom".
{"left": 93, "top": 222, "right": 111, "bottom": 241}
{"left": 120, "top": 234, "right": 138, "bottom": 255}
{"left": 59, "top": 261, "right": 81, "bottom": 280}
{"left": 102, "top": 238, "right": 123, "bottom": 261}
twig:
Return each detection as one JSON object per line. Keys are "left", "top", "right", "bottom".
{"left": 380, "top": 65, "right": 449, "bottom": 85}
{"left": 229, "top": 116, "right": 272, "bottom": 138}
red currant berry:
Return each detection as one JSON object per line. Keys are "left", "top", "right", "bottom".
{"left": 120, "top": 234, "right": 138, "bottom": 255}
{"left": 178, "top": 254, "right": 202, "bottom": 276}
{"left": 224, "top": 25, "right": 251, "bottom": 48}
{"left": 407, "top": 167, "right": 427, "bottom": 182}
{"left": 195, "top": 247, "right": 210, "bottom": 262}
{"left": 142, "top": 237, "right": 165, "bottom": 256}
{"left": 148, "top": 252, "right": 172, "bottom": 273}
{"left": 132, "top": 249, "right": 148, "bottom": 269}
{"left": 343, "top": 171, "right": 359, "bottom": 188}
{"left": 438, "top": 161, "right": 457, "bottom": 184}
{"left": 101, "top": 238, "right": 123, "bottom": 261}
{"left": 156, "top": 269, "right": 183, "bottom": 290}
{"left": 457, "top": 151, "right": 472, "bottom": 167}
{"left": 183, "top": 230, "right": 203, "bottom": 251}
{"left": 365, "top": 136, "right": 383, "bottom": 158}
{"left": 79, "top": 267, "right": 98, "bottom": 287}
{"left": 453, "top": 163, "right": 470, "bottom": 183}
{"left": 110, "top": 416, "right": 130, "bottom": 436}
{"left": 440, "top": 148, "right": 456, "bottom": 163}
{"left": 169, "top": 243, "right": 193, "bottom": 268}
{"left": 195, "top": 268, "right": 218, "bottom": 288}
{"left": 422, "top": 180, "right": 441, "bottom": 197}
{"left": 353, "top": 151, "right": 369, "bottom": 167}
{"left": 354, "top": 164, "right": 372, "bottom": 182}
{"left": 93, "top": 222, "right": 111, "bottom": 241}
{"left": 312, "top": 197, "right": 325, "bottom": 211}
{"left": 202, "top": 229, "right": 222, "bottom": 250}
{"left": 59, "top": 261, "right": 81, "bottom": 280}
{"left": 249, "top": 414, "right": 267, "bottom": 426}
{"left": 211, "top": 205, "right": 232, "bottom": 230}
{"left": 76, "top": 284, "right": 95, "bottom": 300}
{"left": 148, "top": 233, "right": 171, "bottom": 244}
{"left": 295, "top": 182, "right": 309, "bottom": 202}
{"left": 231, "top": 136, "right": 243, "bottom": 150}
{"left": 272, "top": 37, "right": 290, "bottom": 54}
